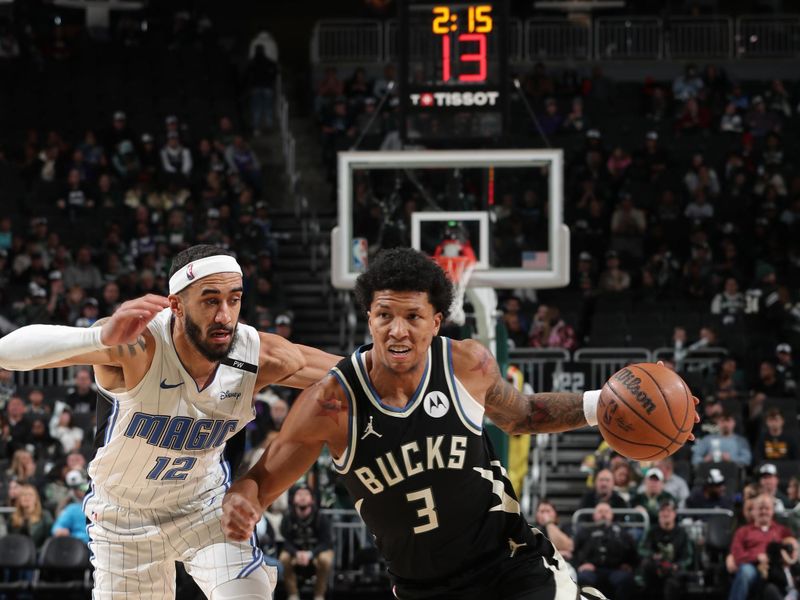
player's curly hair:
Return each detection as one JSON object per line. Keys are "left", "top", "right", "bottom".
{"left": 354, "top": 248, "right": 453, "bottom": 319}
{"left": 169, "top": 245, "right": 236, "bottom": 278}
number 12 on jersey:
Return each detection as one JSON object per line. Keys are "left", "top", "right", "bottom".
{"left": 407, "top": 487, "right": 439, "bottom": 534}
{"left": 147, "top": 456, "right": 197, "bottom": 480}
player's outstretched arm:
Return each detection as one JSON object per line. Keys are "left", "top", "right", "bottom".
{"left": 222, "top": 375, "right": 346, "bottom": 541}
{"left": 453, "top": 339, "right": 589, "bottom": 435}
{"left": 255, "top": 332, "right": 341, "bottom": 390}
{"left": 0, "top": 294, "right": 168, "bottom": 371}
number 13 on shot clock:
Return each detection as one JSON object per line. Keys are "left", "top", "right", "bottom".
{"left": 399, "top": 0, "right": 510, "bottom": 145}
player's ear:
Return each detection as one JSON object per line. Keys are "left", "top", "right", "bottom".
{"left": 168, "top": 293, "right": 183, "bottom": 317}
{"left": 432, "top": 311, "right": 443, "bottom": 335}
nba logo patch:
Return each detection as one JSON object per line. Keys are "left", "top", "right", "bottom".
{"left": 423, "top": 392, "right": 449, "bottom": 418}
{"left": 186, "top": 263, "right": 195, "bottom": 279}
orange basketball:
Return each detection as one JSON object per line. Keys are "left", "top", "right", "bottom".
{"left": 597, "top": 363, "right": 694, "bottom": 461}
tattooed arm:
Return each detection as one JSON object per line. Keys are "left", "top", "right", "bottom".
{"left": 453, "top": 339, "right": 588, "bottom": 434}
{"left": 222, "top": 376, "right": 348, "bottom": 540}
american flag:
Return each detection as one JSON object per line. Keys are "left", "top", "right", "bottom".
{"left": 521, "top": 251, "right": 549, "bottom": 269}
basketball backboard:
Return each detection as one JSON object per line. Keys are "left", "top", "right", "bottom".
{"left": 331, "top": 149, "right": 569, "bottom": 290}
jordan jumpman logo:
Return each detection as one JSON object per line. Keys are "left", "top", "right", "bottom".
{"left": 361, "top": 416, "right": 382, "bottom": 440}
{"left": 508, "top": 538, "right": 527, "bottom": 558}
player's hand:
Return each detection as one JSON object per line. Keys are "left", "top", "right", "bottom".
{"left": 100, "top": 294, "right": 169, "bottom": 346}
{"left": 687, "top": 395, "right": 700, "bottom": 442}
{"left": 221, "top": 491, "right": 261, "bottom": 542}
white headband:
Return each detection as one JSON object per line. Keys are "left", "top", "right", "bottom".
{"left": 169, "top": 255, "right": 243, "bottom": 294}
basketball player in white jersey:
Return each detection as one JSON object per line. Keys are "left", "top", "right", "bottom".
{"left": 0, "top": 244, "right": 340, "bottom": 599}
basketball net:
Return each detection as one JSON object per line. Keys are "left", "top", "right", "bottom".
{"left": 434, "top": 256, "right": 476, "bottom": 326}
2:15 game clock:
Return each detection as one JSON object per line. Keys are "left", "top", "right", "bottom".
{"left": 399, "top": 0, "right": 510, "bottom": 146}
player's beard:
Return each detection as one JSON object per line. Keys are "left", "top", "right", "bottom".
{"left": 184, "top": 311, "right": 237, "bottom": 361}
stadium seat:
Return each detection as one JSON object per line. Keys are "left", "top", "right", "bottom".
{"left": 0, "top": 534, "right": 37, "bottom": 593}
{"left": 32, "top": 536, "right": 92, "bottom": 594}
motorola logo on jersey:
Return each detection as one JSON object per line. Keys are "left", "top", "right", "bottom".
{"left": 423, "top": 391, "right": 450, "bottom": 418}
{"left": 409, "top": 90, "right": 500, "bottom": 108}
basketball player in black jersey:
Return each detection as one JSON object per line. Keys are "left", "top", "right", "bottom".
{"left": 222, "top": 248, "right": 682, "bottom": 599}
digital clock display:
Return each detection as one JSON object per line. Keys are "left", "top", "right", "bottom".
{"left": 399, "top": 0, "right": 509, "bottom": 143}
{"left": 405, "top": 2, "right": 499, "bottom": 86}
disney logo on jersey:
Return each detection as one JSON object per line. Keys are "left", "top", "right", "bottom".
{"left": 220, "top": 390, "right": 242, "bottom": 400}
{"left": 423, "top": 391, "right": 450, "bottom": 418}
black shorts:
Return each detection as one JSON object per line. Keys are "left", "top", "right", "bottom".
{"left": 391, "top": 530, "right": 578, "bottom": 600}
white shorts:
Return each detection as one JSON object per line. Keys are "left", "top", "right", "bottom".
{"left": 84, "top": 485, "right": 275, "bottom": 599}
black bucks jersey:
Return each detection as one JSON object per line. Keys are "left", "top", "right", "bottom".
{"left": 331, "top": 337, "right": 537, "bottom": 583}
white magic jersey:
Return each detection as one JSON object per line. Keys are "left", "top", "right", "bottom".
{"left": 89, "top": 308, "right": 260, "bottom": 510}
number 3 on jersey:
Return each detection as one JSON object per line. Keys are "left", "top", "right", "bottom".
{"left": 406, "top": 487, "right": 439, "bottom": 534}
{"left": 146, "top": 456, "right": 197, "bottom": 480}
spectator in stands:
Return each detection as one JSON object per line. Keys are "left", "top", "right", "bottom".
{"left": 538, "top": 97, "right": 563, "bottom": 137}
{"left": 49, "top": 409, "right": 83, "bottom": 455}
{"left": 708, "top": 358, "right": 746, "bottom": 404}
{"left": 63, "top": 367, "right": 94, "bottom": 414}
{"left": 160, "top": 131, "right": 192, "bottom": 181}
{"left": 26, "top": 388, "right": 51, "bottom": 420}
{"left": 684, "top": 190, "right": 715, "bottom": 225}
{"left": 755, "top": 408, "right": 798, "bottom": 464}
{"left": 686, "top": 467, "right": 734, "bottom": 510}
{"left": 274, "top": 314, "right": 293, "bottom": 341}
{"left": 5, "top": 396, "right": 28, "bottom": 452}
{"left": 760, "top": 536, "right": 800, "bottom": 600}
{"left": 638, "top": 498, "right": 693, "bottom": 600}
{"left": 747, "top": 96, "right": 782, "bottom": 138}
{"left": 631, "top": 468, "right": 676, "bottom": 523}
{"left": 609, "top": 192, "right": 646, "bottom": 261}
{"left": 8, "top": 483, "right": 53, "bottom": 548}
{"left": 63, "top": 245, "right": 103, "bottom": 293}
{"left": 574, "top": 502, "right": 637, "bottom": 600}
{"left": 711, "top": 277, "right": 746, "bottom": 326}
{"left": 225, "top": 135, "right": 262, "bottom": 194}
{"left": 598, "top": 250, "right": 631, "bottom": 293}
{"left": 655, "top": 458, "right": 690, "bottom": 508}
{"left": 51, "top": 469, "right": 89, "bottom": 544}
{"left": 246, "top": 44, "right": 277, "bottom": 135}
{"left": 534, "top": 498, "right": 574, "bottom": 561}
{"left": 758, "top": 463, "right": 792, "bottom": 513}
{"left": 774, "top": 343, "right": 797, "bottom": 394}
{"left": 26, "top": 417, "right": 62, "bottom": 464}
{"left": 692, "top": 410, "right": 752, "bottom": 467}
{"left": 0, "top": 367, "right": 16, "bottom": 408}
{"left": 528, "top": 305, "right": 577, "bottom": 351}
{"left": 754, "top": 360, "right": 791, "bottom": 398}
{"left": 727, "top": 494, "right": 793, "bottom": 600}
{"left": 579, "top": 468, "right": 628, "bottom": 510}
{"left": 672, "top": 64, "right": 704, "bottom": 102}
{"left": 720, "top": 102, "right": 744, "bottom": 134}
{"left": 279, "top": 484, "right": 334, "bottom": 600}
{"left": 562, "top": 96, "right": 589, "bottom": 133}
{"left": 612, "top": 462, "right": 636, "bottom": 504}
{"left": 675, "top": 98, "right": 711, "bottom": 134}
{"left": 6, "top": 448, "right": 37, "bottom": 488}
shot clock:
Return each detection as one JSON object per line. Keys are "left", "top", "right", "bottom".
{"left": 398, "top": 0, "right": 509, "bottom": 145}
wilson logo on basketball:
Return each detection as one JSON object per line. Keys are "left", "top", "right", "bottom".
{"left": 614, "top": 368, "right": 657, "bottom": 414}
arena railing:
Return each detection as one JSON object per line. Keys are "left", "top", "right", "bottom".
{"left": 313, "top": 15, "right": 800, "bottom": 63}
{"left": 320, "top": 508, "right": 370, "bottom": 572}
{"left": 12, "top": 366, "right": 76, "bottom": 387}
{"left": 736, "top": 14, "right": 800, "bottom": 58}
{"left": 526, "top": 18, "right": 592, "bottom": 61}
{"left": 310, "top": 19, "right": 384, "bottom": 64}
{"left": 594, "top": 16, "right": 663, "bottom": 60}
{"left": 508, "top": 347, "right": 571, "bottom": 392}
{"left": 653, "top": 346, "right": 728, "bottom": 374}
{"left": 571, "top": 507, "right": 650, "bottom": 540}
{"left": 573, "top": 347, "right": 652, "bottom": 391}
{"left": 667, "top": 16, "right": 734, "bottom": 59}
